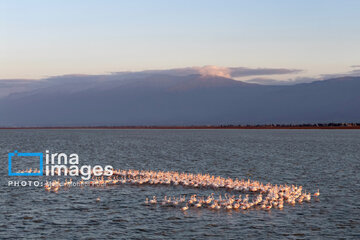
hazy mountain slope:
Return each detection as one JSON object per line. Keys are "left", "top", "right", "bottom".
{"left": 0, "top": 75, "right": 359, "bottom": 126}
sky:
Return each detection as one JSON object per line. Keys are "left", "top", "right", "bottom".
{"left": 1, "top": 0, "right": 360, "bottom": 82}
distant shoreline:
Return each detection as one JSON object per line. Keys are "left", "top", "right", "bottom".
{"left": 1, "top": 124, "right": 360, "bottom": 130}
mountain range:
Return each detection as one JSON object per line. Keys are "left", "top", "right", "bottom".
{"left": 0, "top": 74, "right": 359, "bottom": 126}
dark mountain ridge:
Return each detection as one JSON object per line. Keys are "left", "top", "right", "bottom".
{"left": 0, "top": 75, "right": 359, "bottom": 126}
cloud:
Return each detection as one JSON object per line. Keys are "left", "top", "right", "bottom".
{"left": 246, "top": 77, "right": 320, "bottom": 85}
{"left": 6, "top": 64, "right": 360, "bottom": 93}
{"left": 248, "top": 65, "right": 360, "bottom": 85}
{"left": 321, "top": 68, "right": 360, "bottom": 79}
{"left": 137, "top": 65, "right": 302, "bottom": 78}
{"left": 195, "top": 66, "right": 231, "bottom": 78}
{"left": 228, "top": 67, "right": 302, "bottom": 78}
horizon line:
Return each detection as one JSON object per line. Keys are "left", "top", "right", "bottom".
{"left": 1, "top": 123, "right": 360, "bottom": 130}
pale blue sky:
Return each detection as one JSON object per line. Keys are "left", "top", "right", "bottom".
{"left": 1, "top": 0, "right": 360, "bottom": 79}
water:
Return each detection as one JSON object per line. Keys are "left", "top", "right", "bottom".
{"left": 0, "top": 129, "right": 359, "bottom": 239}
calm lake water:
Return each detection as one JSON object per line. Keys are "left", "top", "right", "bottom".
{"left": 0, "top": 129, "right": 359, "bottom": 239}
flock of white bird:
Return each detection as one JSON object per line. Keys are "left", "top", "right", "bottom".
{"left": 40, "top": 168, "right": 320, "bottom": 212}
{"left": 16, "top": 168, "right": 41, "bottom": 173}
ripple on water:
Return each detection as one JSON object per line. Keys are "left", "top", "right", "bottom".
{"left": 0, "top": 129, "right": 359, "bottom": 239}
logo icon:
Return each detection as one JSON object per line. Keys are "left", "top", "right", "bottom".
{"left": 8, "top": 150, "right": 43, "bottom": 176}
